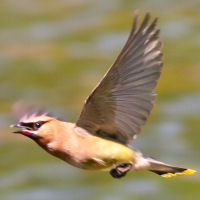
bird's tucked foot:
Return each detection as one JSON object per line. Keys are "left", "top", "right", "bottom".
{"left": 110, "top": 163, "right": 132, "bottom": 178}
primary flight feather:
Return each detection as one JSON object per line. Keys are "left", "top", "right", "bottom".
{"left": 77, "top": 13, "right": 162, "bottom": 144}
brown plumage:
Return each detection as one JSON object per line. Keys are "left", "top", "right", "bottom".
{"left": 11, "top": 13, "right": 196, "bottom": 178}
{"left": 77, "top": 13, "right": 162, "bottom": 144}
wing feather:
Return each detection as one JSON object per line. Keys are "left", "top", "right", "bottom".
{"left": 76, "top": 13, "right": 163, "bottom": 145}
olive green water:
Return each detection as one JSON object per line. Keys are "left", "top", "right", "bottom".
{"left": 0, "top": 1, "right": 200, "bottom": 200}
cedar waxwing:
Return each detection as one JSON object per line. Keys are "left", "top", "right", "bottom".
{"left": 11, "top": 13, "right": 196, "bottom": 178}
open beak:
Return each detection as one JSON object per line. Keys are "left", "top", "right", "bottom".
{"left": 10, "top": 122, "right": 34, "bottom": 134}
{"left": 10, "top": 123, "right": 24, "bottom": 133}
{"left": 10, "top": 122, "right": 38, "bottom": 140}
{"left": 10, "top": 123, "right": 20, "bottom": 128}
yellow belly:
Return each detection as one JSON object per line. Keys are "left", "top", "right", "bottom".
{"left": 79, "top": 136, "right": 135, "bottom": 170}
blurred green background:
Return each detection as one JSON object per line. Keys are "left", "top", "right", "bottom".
{"left": 0, "top": 0, "right": 200, "bottom": 200}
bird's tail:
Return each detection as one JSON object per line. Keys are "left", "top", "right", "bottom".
{"left": 138, "top": 154, "right": 196, "bottom": 178}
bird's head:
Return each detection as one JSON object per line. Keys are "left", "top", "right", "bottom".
{"left": 10, "top": 115, "right": 57, "bottom": 143}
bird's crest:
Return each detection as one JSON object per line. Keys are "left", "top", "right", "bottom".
{"left": 12, "top": 101, "right": 54, "bottom": 122}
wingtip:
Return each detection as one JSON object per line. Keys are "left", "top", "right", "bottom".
{"left": 133, "top": 11, "right": 159, "bottom": 26}
{"left": 152, "top": 17, "right": 158, "bottom": 25}
{"left": 145, "top": 12, "right": 151, "bottom": 19}
{"left": 134, "top": 10, "right": 140, "bottom": 17}
{"left": 133, "top": 10, "right": 139, "bottom": 24}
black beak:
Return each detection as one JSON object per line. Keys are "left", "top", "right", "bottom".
{"left": 10, "top": 123, "right": 23, "bottom": 133}
{"left": 10, "top": 122, "right": 38, "bottom": 140}
{"left": 10, "top": 123, "right": 21, "bottom": 128}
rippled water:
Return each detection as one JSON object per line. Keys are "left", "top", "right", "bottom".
{"left": 0, "top": 1, "right": 200, "bottom": 200}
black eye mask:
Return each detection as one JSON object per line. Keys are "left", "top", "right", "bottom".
{"left": 20, "top": 121, "right": 47, "bottom": 131}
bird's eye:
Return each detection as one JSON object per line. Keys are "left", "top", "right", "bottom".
{"left": 33, "top": 121, "right": 46, "bottom": 130}
{"left": 35, "top": 122, "right": 42, "bottom": 128}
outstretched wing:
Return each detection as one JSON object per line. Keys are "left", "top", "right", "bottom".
{"left": 76, "top": 13, "right": 163, "bottom": 145}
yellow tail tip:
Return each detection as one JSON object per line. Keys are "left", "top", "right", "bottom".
{"left": 161, "top": 169, "right": 196, "bottom": 178}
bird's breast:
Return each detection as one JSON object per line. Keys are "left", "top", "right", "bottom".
{"left": 42, "top": 123, "right": 135, "bottom": 170}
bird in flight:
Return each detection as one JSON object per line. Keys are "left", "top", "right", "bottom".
{"left": 11, "top": 13, "right": 196, "bottom": 178}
